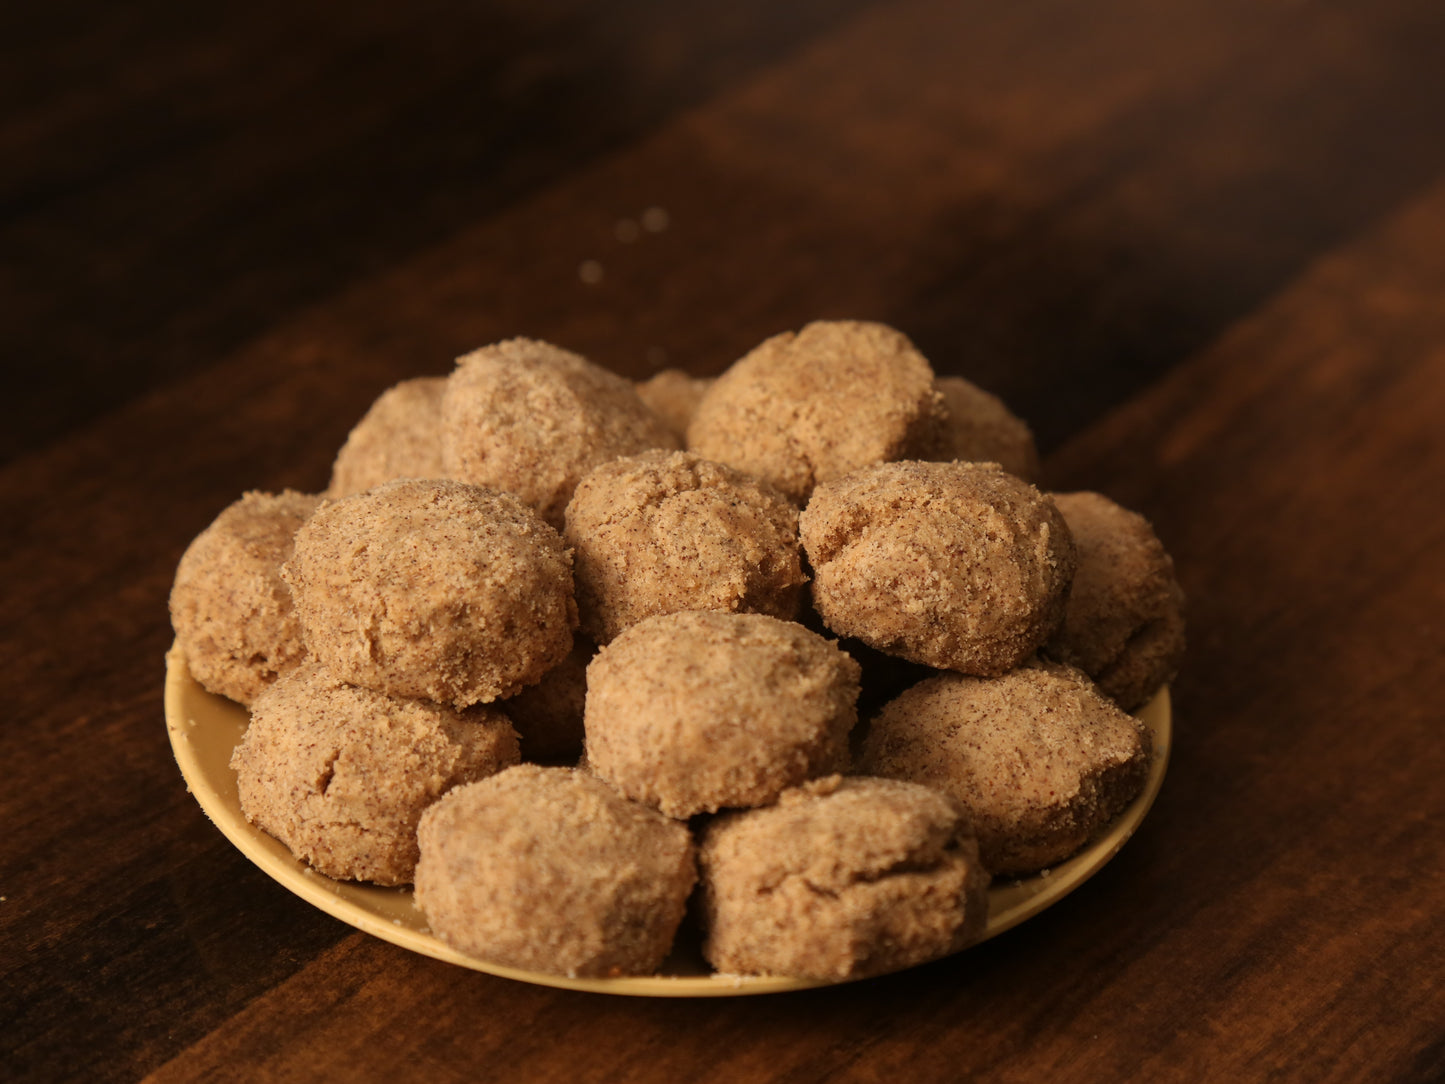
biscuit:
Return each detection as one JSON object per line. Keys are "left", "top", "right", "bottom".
{"left": 169, "top": 489, "right": 321, "bottom": 705}
{"left": 1044, "top": 491, "right": 1186, "bottom": 710}
{"left": 800, "top": 460, "right": 1075, "bottom": 675}
{"left": 231, "top": 662, "right": 519, "bottom": 885}
{"left": 686, "top": 320, "right": 947, "bottom": 504}
{"left": 934, "top": 375, "right": 1040, "bottom": 481}
{"left": 634, "top": 369, "right": 714, "bottom": 443}
{"left": 859, "top": 661, "right": 1152, "bottom": 875}
{"left": 327, "top": 376, "right": 446, "bottom": 498}
{"left": 441, "top": 338, "right": 679, "bottom": 528}
{"left": 700, "top": 775, "right": 990, "bottom": 980}
{"left": 283, "top": 478, "right": 577, "bottom": 707}
{"left": 584, "top": 611, "right": 860, "bottom": 818}
{"left": 564, "top": 450, "right": 805, "bottom": 643}
{"left": 414, "top": 765, "right": 696, "bottom": 977}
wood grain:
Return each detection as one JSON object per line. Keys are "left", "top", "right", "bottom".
{"left": 2, "top": 0, "right": 1443, "bottom": 1080}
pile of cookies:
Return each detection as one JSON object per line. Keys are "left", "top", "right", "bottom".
{"left": 170, "top": 320, "right": 1185, "bottom": 983}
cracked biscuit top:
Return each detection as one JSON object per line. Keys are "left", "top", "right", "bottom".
{"left": 699, "top": 775, "right": 990, "bottom": 980}
{"left": 230, "top": 661, "right": 519, "bottom": 885}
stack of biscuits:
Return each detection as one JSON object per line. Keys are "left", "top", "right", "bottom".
{"left": 170, "top": 321, "right": 1185, "bottom": 982}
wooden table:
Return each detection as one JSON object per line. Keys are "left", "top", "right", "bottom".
{"left": 4, "top": 1, "right": 1443, "bottom": 1079}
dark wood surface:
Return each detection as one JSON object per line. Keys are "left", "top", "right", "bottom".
{"left": 3, "top": 1, "right": 1443, "bottom": 1080}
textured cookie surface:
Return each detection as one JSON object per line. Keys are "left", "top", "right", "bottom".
{"left": 284, "top": 478, "right": 576, "bottom": 707}
{"left": 584, "top": 611, "right": 860, "bottom": 818}
{"left": 1045, "top": 491, "right": 1186, "bottom": 710}
{"left": 686, "top": 320, "right": 946, "bottom": 504}
{"left": 859, "top": 661, "right": 1151, "bottom": 875}
{"left": 231, "top": 662, "right": 519, "bottom": 885}
{"left": 170, "top": 489, "right": 321, "bottom": 705}
{"left": 441, "top": 338, "right": 678, "bottom": 527}
{"left": 933, "top": 375, "right": 1040, "bottom": 481}
{"left": 800, "top": 460, "right": 1075, "bottom": 675}
{"left": 700, "top": 775, "right": 990, "bottom": 980}
{"left": 327, "top": 376, "right": 446, "bottom": 498}
{"left": 634, "top": 369, "right": 714, "bottom": 442}
{"left": 414, "top": 765, "right": 696, "bottom": 977}
{"left": 564, "top": 450, "right": 805, "bottom": 643}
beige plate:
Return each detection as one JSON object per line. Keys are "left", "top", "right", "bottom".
{"left": 164, "top": 643, "right": 1171, "bottom": 997}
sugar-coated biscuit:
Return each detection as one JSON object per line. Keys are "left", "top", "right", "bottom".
{"left": 859, "top": 661, "right": 1151, "bottom": 875}
{"left": 327, "top": 376, "right": 446, "bottom": 498}
{"left": 1044, "top": 491, "right": 1185, "bottom": 710}
{"left": 284, "top": 478, "right": 576, "bottom": 707}
{"left": 564, "top": 450, "right": 805, "bottom": 643}
{"left": 934, "top": 375, "right": 1040, "bottom": 481}
{"left": 170, "top": 489, "right": 321, "bottom": 705}
{"left": 584, "top": 611, "right": 860, "bottom": 818}
{"left": 231, "top": 662, "right": 519, "bottom": 885}
{"left": 414, "top": 765, "right": 696, "bottom": 977}
{"left": 441, "top": 338, "right": 678, "bottom": 528}
{"left": 634, "top": 369, "right": 714, "bottom": 443}
{"left": 700, "top": 775, "right": 990, "bottom": 980}
{"left": 800, "top": 460, "right": 1074, "bottom": 675}
{"left": 686, "top": 320, "right": 947, "bottom": 504}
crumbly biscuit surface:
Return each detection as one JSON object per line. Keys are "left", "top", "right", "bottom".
{"left": 584, "top": 611, "right": 860, "bottom": 818}
{"left": 700, "top": 775, "right": 990, "bottom": 980}
{"left": 231, "top": 662, "right": 519, "bottom": 885}
{"left": 414, "top": 765, "right": 696, "bottom": 977}
{"left": 564, "top": 450, "right": 805, "bottom": 643}
{"left": 934, "top": 375, "right": 1040, "bottom": 481}
{"left": 686, "top": 320, "right": 946, "bottom": 503}
{"left": 801, "top": 460, "right": 1075, "bottom": 675}
{"left": 1045, "top": 491, "right": 1186, "bottom": 710}
{"left": 170, "top": 489, "right": 321, "bottom": 704}
{"left": 860, "top": 661, "right": 1151, "bottom": 875}
{"left": 441, "top": 338, "right": 678, "bottom": 527}
{"left": 284, "top": 478, "right": 577, "bottom": 707}
{"left": 634, "top": 369, "right": 715, "bottom": 442}
{"left": 327, "top": 376, "right": 446, "bottom": 498}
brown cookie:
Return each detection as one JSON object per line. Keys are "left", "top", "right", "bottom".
{"left": 414, "top": 765, "right": 696, "bottom": 977}
{"left": 441, "top": 338, "right": 678, "bottom": 528}
{"left": 584, "top": 611, "right": 860, "bottom": 818}
{"left": 933, "top": 375, "right": 1040, "bottom": 481}
{"left": 859, "top": 661, "right": 1152, "bottom": 875}
{"left": 327, "top": 376, "right": 446, "bottom": 498}
{"left": 564, "top": 450, "right": 805, "bottom": 643}
{"left": 686, "top": 320, "right": 947, "bottom": 504}
{"left": 231, "top": 662, "right": 519, "bottom": 885}
{"left": 800, "top": 460, "right": 1075, "bottom": 675}
{"left": 634, "top": 369, "right": 715, "bottom": 443}
{"left": 284, "top": 478, "right": 577, "bottom": 707}
{"left": 700, "top": 775, "right": 990, "bottom": 980}
{"left": 1044, "top": 491, "right": 1186, "bottom": 711}
{"left": 169, "top": 489, "right": 321, "bottom": 705}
